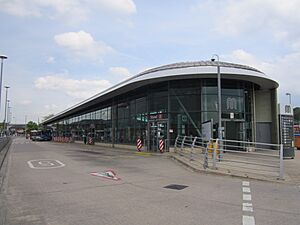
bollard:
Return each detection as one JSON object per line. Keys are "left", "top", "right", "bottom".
{"left": 137, "top": 138, "right": 142, "bottom": 152}
{"left": 159, "top": 139, "right": 164, "bottom": 153}
{"left": 279, "top": 144, "right": 284, "bottom": 179}
{"left": 212, "top": 140, "right": 217, "bottom": 170}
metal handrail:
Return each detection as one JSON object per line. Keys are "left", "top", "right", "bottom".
{"left": 174, "top": 135, "right": 284, "bottom": 179}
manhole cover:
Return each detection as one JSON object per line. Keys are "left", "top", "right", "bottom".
{"left": 163, "top": 184, "right": 188, "bottom": 190}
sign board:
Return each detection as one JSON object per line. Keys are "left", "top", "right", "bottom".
{"left": 278, "top": 103, "right": 295, "bottom": 158}
{"left": 181, "top": 115, "right": 188, "bottom": 122}
{"left": 202, "top": 120, "right": 213, "bottom": 141}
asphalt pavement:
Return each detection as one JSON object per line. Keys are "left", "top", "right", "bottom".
{"left": 1, "top": 137, "right": 300, "bottom": 225}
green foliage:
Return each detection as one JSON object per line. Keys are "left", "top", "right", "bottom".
{"left": 293, "top": 107, "right": 300, "bottom": 124}
{"left": 26, "top": 121, "right": 38, "bottom": 132}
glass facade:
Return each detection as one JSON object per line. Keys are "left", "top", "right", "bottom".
{"left": 47, "top": 78, "right": 255, "bottom": 151}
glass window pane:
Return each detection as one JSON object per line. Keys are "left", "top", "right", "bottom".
{"left": 202, "top": 95, "right": 218, "bottom": 111}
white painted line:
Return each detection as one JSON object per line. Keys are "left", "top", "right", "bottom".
{"left": 243, "top": 215, "right": 255, "bottom": 225}
{"left": 27, "top": 159, "right": 65, "bottom": 169}
{"left": 243, "top": 187, "right": 251, "bottom": 193}
{"left": 243, "top": 202, "right": 253, "bottom": 212}
{"left": 243, "top": 194, "right": 252, "bottom": 201}
{"left": 242, "top": 181, "right": 250, "bottom": 186}
{"left": 38, "top": 161, "right": 55, "bottom": 166}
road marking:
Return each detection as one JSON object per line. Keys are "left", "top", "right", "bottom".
{"left": 27, "top": 159, "right": 65, "bottom": 169}
{"left": 134, "top": 152, "right": 151, "bottom": 156}
{"left": 242, "top": 181, "right": 255, "bottom": 225}
{"left": 243, "top": 215, "right": 255, "bottom": 225}
{"left": 243, "top": 203, "right": 253, "bottom": 212}
{"left": 242, "top": 181, "right": 250, "bottom": 186}
{"left": 243, "top": 194, "right": 252, "bottom": 201}
{"left": 90, "top": 169, "right": 121, "bottom": 181}
{"left": 243, "top": 187, "right": 251, "bottom": 193}
{"left": 38, "top": 161, "right": 55, "bottom": 166}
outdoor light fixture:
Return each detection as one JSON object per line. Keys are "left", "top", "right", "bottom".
{"left": 211, "top": 54, "right": 222, "bottom": 141}
{"left": 0, "top": 55, "right": 8, "bottom": 129}
{"left": 286, "top": 92, "right": 291, "bottom": 105}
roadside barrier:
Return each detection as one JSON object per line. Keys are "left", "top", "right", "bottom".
{"left": 0, "top": 137, "right": 12, "bottom": 175}
{"left": 53, "top": 137, "right": 74, "bottom": 143}
{"left": 159, "top": 139, "right": 164, "bottom": 153}
{"left": 174, "top": 135, "right": 284, "bottom": 180}
{"left": 88, "top": 137, "right": 94, "bottom": 145}
{"left": 136, "top": 138, "right": 142, "bottom": 151}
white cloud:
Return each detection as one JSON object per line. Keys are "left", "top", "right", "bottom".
{"left": 194, "top": 0, "right": 300, "bottom": 50}
{"left": 0, "top": 0, "right": 136, "bottom": 23}
{"left": 54, "top": 31, "right": 113, "bottom": 61}
{"left": 34, "top": 74, "right": 111, "bottom": 99}
{"left": 109, "top": 67, "right": 131, "bottom": 80}
{"left": 225, "top": 49, "right": 300, "bottom": 104}
{"left": 0, "top": 0, "right": 88, "bottom": 23}
{"left": 223, "top": 49, "right": 273, "bottom": 73}
{"left": 0, "top": 0, "right": 41, "bottom": 17}
{"left": 44, "top": 104, "right": 59, "bottom": 111}
{"left": 91, "top": 0, "right": 136, "bottom": 15}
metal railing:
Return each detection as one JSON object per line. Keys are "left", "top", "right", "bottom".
{"left": 174, "top": 135, "right": 209, "bottom": 169}
{"left": 174, "top": 135, "right": 284, "bottom": 179}
{"left": 0, "top": 137, "right": 11, "bottom": 173}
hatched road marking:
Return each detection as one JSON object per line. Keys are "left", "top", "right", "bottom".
{"left": 243, "top": 215, "right": 255, "bottom": 225}
{"left": 242, "top": 181, "right": 255, "bottom": 225}
{"left": 243, "top": 194, "right": 252, "bottom": 201}
{"left": 243, "top": 187, "right": 251, "bottom": 193}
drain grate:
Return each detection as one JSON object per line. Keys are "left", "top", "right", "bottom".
{"left": 163, "top": 184, "right": 188, "bottom": 190}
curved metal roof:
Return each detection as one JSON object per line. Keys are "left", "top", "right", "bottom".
{"left": 43, "top": 60, "right": 278, "bottom": 124}
{"left": 138, "top": 61, "right": 263, "bottom": 76}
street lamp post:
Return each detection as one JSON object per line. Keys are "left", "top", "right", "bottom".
{"left": 211, "top": 54, "right": 222, "bottom": 141}
{"left": 3, "top": 86, "right": 10, "bottom": 135}
{"left": 25, "top": 115, "right": 27, "bottom": 138}
{"left": 7, "top": 105, "right": 11, "bottom": 135}
{"left": 286, "top": 93, "right": 291, "bottom": 105}
{"left": 3, "top": 86, "right": 9, "bottom": 130}
{"left": 8, "top": 106, "right": 11, "bottom": 124}
{"left": 0, "top": 55, "right": 8, "bottom": 123}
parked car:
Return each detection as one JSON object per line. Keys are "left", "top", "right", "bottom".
{"left": 31, "top": 135, "right": 51, "bottom": 141}
{"left": 40, "top": 135, "right": 52, "bottom": 141}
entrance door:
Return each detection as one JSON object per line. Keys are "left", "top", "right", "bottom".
{"left": 224, "top": 121, "right": 245, "bottom": 150}
{"left": 149, "top": 120, "right": 167, "bottom": 151}
{"left": 224, "top": 121, "right": 245, "bottom": 141}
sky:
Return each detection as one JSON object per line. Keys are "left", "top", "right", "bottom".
{"left": 0, "top": 0, "right": 300, "bottom": 124}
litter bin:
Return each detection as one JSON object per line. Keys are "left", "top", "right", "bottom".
{"left": 283, "top": 147, "right": 295, "bottom": 159}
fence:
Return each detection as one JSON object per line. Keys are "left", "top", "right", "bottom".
{"left": 174, "top": 135, "right": 284, "bottom": 180}
{"left": 0, "top": 137, "right": 12, "bottom": 174}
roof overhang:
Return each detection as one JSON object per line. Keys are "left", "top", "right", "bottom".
{"left": 43, "top": 63, "right": 278, "bottom": 124}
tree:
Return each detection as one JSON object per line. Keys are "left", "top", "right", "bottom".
{"left": 26, "top": 121, "right": 38, "bottom": 132}
{"left": 293, "top": 107, "right": 300, "bottom": 125}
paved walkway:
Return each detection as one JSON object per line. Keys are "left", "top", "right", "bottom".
{"left": 171, "top": 149, "right": 300, "bottom": 185}
{"left": 53, "top": 141, "right": 300, "bottom": 184}
{"left": 284, "top": 150, "right": 300, "bottom": 184}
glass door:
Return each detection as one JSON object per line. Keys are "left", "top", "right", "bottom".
{"left": 149, "top": 120, "right": 167, "bottom": 151}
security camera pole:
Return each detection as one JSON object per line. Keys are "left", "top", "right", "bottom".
{"left": 211, "top": 54, "right": 222, "bottom": 141}
{"left": 4, "top": 86, "right": 10, "bottom": 135}
{"left": 0, "top": 55, "right": 8, "bottom": 135}
{"left": 286, "top": 93, "right": 291, "bottom": 105}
